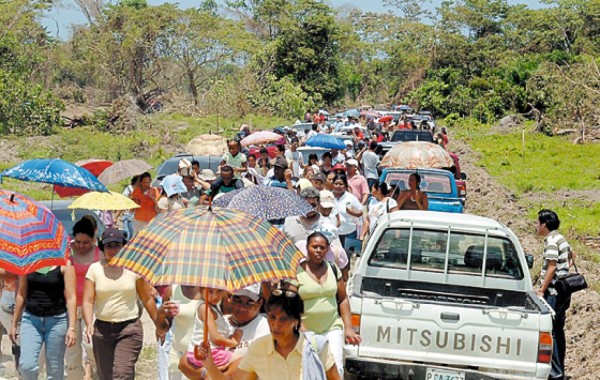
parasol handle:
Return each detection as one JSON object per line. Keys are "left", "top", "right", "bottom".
{"left": 194, "top": 287, "right": 210, "bottom": 361}
{"left": 9, "top": 194, "right": 15, "bottom": 203}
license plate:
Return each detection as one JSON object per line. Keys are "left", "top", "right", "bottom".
{"left": 425, "top": 367, "right": 466, "bottom": 380}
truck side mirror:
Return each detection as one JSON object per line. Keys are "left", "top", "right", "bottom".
{"left": 525, "top": 254, "right": 534, "bottom": 268}
{"left": 461, "top": 173, "right": 467, "bottom": 180}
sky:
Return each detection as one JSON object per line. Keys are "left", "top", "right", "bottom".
{"left": 43, "top": 0, "right": 546, "bottom": 40}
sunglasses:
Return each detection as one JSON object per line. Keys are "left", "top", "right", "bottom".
{"left": 104, "top": 242, "right": 123, "bottom": 249}
{"left": 271, "top": 288, "right": 298, "bottom": 298}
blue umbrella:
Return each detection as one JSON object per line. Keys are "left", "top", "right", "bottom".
{"left": 305, "top": 134, "right": 347, "bottom": 150}
{"left": 212, "top": 186, "right": 313, "bottom": 220}
{"left": 0, "top": 159, "right": 109, "bottom": 193}
{"left": 344, "top": 108, "right": 360, "bottom": 118}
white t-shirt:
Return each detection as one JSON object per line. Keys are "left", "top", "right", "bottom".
{"left": 285, "top": 150, "right": 304, "bottom": 177}
{"left": 361, "top": 150, "right": 380, "bottom": 180}
{"left": 230, "top": 314, "right": 270, "bottom": 361}
{"left": 334, "top": 191, "right": 362, "bottom": 235}
{"left": 367, "top": 197, "right": 398, "bottom": 233}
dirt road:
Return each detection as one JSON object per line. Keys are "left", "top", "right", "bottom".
{"left": 0, "top": 134, "right": 597, "bottom": 379}
{"left": 450, "top": 137, "right": 600, "bottom": 379}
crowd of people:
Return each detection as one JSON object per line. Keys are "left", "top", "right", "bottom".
{"left": 0, "top": 115, "right": 573, "bottom": 380}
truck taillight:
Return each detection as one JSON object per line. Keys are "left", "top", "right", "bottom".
{"left": 537, "top": 332, "right": 553, "bottom": 363}
{"left": 351, "top": 314, "right": 361, "bottom": 334}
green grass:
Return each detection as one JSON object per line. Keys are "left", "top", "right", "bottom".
{"left": 525, "top": 200, "right": 600, "bottom": 237}
{"left": 158, "top": 113, "right": 290, "bottom": 144}
{"left": 464, "top": 132, "right": 600, "bottom": 194}
{"left": 0, "top": 112, "right": 292, "bottom": 200}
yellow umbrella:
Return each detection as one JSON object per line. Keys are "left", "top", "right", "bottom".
{"left": 68, "top": 191, "right": 140, "bottom": 211}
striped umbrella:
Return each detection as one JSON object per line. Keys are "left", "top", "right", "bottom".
{"left": 380, "top": 141, "right": 454, "bottom": 169}
{"left": 0, "top": 190, "right": 69, "bottom": 275}
{"left": 111, "top": 206, "right": 303, "bottom": 290}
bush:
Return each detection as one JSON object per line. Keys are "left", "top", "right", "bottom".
{"left": 0, "top": 69, "right": 64, "bottom": 136}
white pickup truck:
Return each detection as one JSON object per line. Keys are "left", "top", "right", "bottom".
{"left": 345, "top": 211, "right": 554, "bottom": 380}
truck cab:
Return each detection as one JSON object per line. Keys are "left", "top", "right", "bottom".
{"left": 345, "top": 211, "right": 553, "bottom": 380}
{"left": 380, "top": 168, "right": 464, "bottom": 213}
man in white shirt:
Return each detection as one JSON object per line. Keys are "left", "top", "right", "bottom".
{"left": 360, "top": 140, "right": 381, "bottom": 189}
{"left": 284, "top": 138, "right": 304, "bottom": 178}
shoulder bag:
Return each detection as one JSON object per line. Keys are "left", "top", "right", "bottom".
{"left": 555, "top": 252, "right": 587, "bottom": 295}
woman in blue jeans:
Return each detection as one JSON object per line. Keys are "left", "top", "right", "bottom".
{"left": 10, "top": 263, "right": 77, "bottom": 380}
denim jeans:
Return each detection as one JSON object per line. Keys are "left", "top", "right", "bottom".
{"left": 545, "top": 291, "right": 571, "bottom": 380}
{"left": 123, "top": 214, "right": 134, "bottom": 240}
{"left": 158, "top": 329, "right": 173, "bottom": 380}
{"left": 19, "top": 311, "right": 68, "bottom": 380}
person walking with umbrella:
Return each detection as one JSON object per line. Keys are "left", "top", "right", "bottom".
{"left": 10, "top": 263, "right": 77, "bottom": 380}
{"left": 196, "top": 285, "right": 341, "bottom": 380}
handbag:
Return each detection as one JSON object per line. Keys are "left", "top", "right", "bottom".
{"left": 555, "top": 253, "right": 587, "bottom": 295}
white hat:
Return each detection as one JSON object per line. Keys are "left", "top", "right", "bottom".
{"left": 319, "top": 190, "right": 335, "bottom": 209}
{"left": 233, "top": 284, "right": 261, "bottom": 301}
{"left": 344, "top": 139, "right": 353, "bottom": 147}
{"left": 199, "top": 169, "right": 216, "bottom": 181}
{"left": 346, "top": 159, "right": 359, "bottom": 167}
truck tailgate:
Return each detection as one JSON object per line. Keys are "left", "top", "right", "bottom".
{"left": 359, "top": 296, "right": 543, "bottom": 374}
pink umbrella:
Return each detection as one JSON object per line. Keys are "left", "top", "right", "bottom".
{"left": 240, "top": 131, "right": 283, "bottom": 147}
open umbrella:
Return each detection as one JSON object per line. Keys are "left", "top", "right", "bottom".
{"left": 0, "top": 190, "right": 69, "bottom": 275}
{"left": 379, "top": 141, "right": 454, "bottom": 169}
{"left": 212, "top": 186, "right": 313, "bottom": 220}
{"left": 54, "top": 159, "right": 113, "bottom": 198}
{"left": 111, "top": 206, "right": 303, "bottom": 288}
{"left": 97, "top": 159, "right": 152, "bottom": 185}
{"left": 0, "top": 158, "right": 109, "bottom": 193}
{"left": 68, "top": 191, "right": 140, "bottom": 211}
{"left": 344, "top": 109, "right": 360, "bottom": 119}
{"left": 240, "top": 131, "right": 282, "bottom": 147}
{"left": 112, "top": 206, "right": 303, "bottom": 347}
{"left": 360, "top": 110, "right": 381, "bottom": 118}
{"left": 305, "top": 134, "right": 346, "bottom": 150}
{"left": 378, "top": 115, "right": 393, "bottom": 123}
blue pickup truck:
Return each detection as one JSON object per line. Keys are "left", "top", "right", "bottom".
{"left": 380, "top": 168, "right": 464, "bottom": 213}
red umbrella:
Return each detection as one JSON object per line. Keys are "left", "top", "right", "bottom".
{"left": 54, "top": 159, "right": 113, "bottom": 197}
{"left": 379, "top": 115, "right": 393, "bottom": 123}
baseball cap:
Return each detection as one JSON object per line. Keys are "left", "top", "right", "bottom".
{"left": 233, "top": 284, "right": 261, "bottom": 302}
{"left": 313, "top": 172, "right": 326, "bottom": 182}
{"left": 344, "top": 140, "right": 353, "bottom": 147}
{"left": 346, "top": 159, "right": 359, "bottom": 167}
{"left": 101, "top": 228, "right": 125, "bottom": 245}
{"left": 319, "top": 190, "right": 335, "bottom": 209}
{"left": 273, "top": 156, "right": 288, "bottom": 168}
{"left": 300, "top": 186, "right": 320, "bottom": 199}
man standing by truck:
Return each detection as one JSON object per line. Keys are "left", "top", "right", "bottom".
{"left": 536, "top": 209, "right": 571, "bottom": 380}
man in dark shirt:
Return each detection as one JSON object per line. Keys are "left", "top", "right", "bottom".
{"left": 210, "top": 165, "right": 244, "bottom": 197}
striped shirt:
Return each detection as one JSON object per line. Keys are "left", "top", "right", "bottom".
{"left": 540, "top": 230, "right": 570, "bottom": 294}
